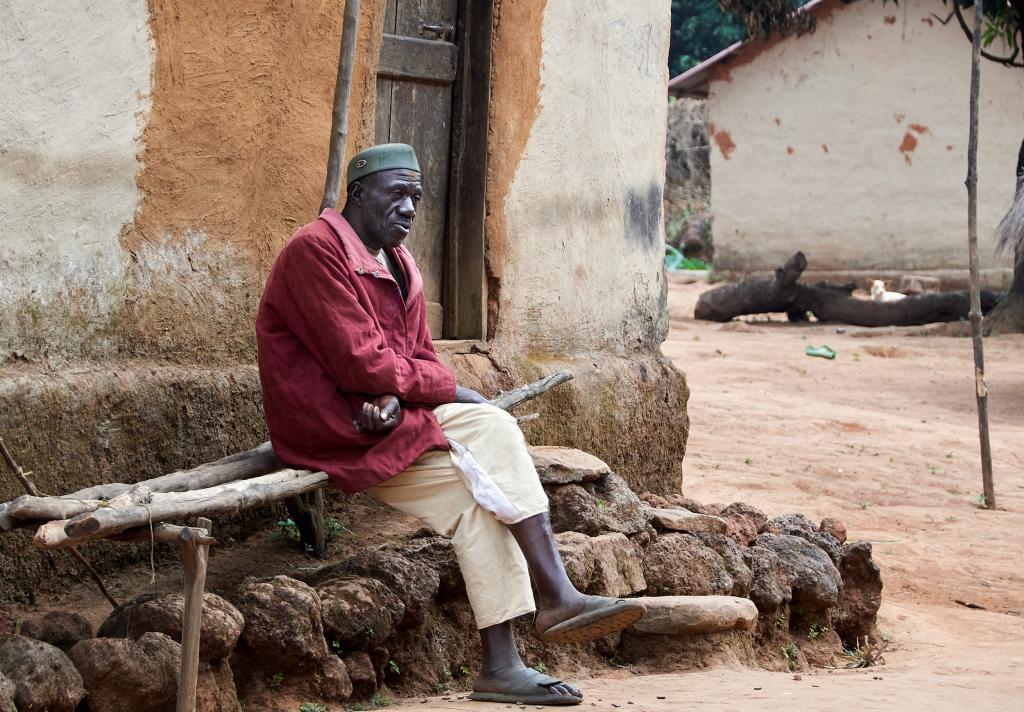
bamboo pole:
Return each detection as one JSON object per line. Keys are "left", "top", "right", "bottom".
{"left": 965, "top": 0, "right": 996, "bottom": 509}
{"left": 318, "top": 0, "right": 363, "bottom": 214}
{"left": 176, "top": 517, "right": 212, "bottom": 712}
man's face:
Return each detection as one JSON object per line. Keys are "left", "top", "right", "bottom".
{"left": 349, "top": 169, "right": 423, "bottom": 250}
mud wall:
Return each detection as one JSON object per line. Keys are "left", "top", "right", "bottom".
{"left": 0, "top": 0, "right": 687, "bottom": 601}
{"left": 705, "top": 0, "right": 1022, "bottom": 281}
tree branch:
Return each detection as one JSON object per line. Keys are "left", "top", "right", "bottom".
{"left": 952, "top": 1, "right": 1024, "bottom": 67}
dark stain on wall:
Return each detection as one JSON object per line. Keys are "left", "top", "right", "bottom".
{"left": 624, "top": 183, "right": 664, "bottom": 251}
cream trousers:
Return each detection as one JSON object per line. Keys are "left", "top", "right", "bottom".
{"left": 368, "top": 403, "right": 549, "bottom": 629}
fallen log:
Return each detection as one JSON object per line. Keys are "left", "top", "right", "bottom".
{"left": 695, "top": 251, "right": 1003, "bottom": 325}
{"left": 36, "top": 469, "right": 327, "bottom": 549}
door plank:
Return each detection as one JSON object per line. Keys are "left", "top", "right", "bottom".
{"left": 377, "top": 35, "right": 457, "bottom": 83}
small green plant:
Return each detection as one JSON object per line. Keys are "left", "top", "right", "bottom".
{"left": 744, "top": 457, "right": 753, "bottom": 465}
{"left": 842, "top": 636, "right": 887, "bottom": 668}
{"left": 362, "top": 625, "right": 375, "bottom": 639}
{"left": 596, "top": 499, "right": 608, "bottom": 510}
{"left": 775, "top": 613, "right": 786, "bottom": 630}
{"left": 349, "top": 694, "right": 397, "bottom": 711}
{"left": 975, "top": 493, "right": 988, "bottom": 508}
{"left": 299, "top": 703, "right": 327, "bottom": 712}
{"left": 386, "top": 659, "right": 401, "bottom": 675}
{"left": 531, "top": 661, "right": 547, "bottom": 674}
{"left": 945, "top": 451, "right": 954, "bottom": 459}
{"left": 860, "top": 501, "right": 871, "bottom": 510}
{"left": 270, "top": 518, "right": 301, "bottom": 543}
{"left": 808, "top": 624, "right": 827, "bottom": 641}
{"left": 330, "top": 638, "right": 343, "bottom": 652}
{"left": 927, "top": 464, "right": 939, "bottom": 475}
{"left": 458, "top": 665, "right": 471, "bottom": 676}
{"left": 781, "top": 643, "right": 799, "bottom": 672}
{"left": 268, "top": 671, "right": 285, "bottom": 688}
{"left": 326, "top": 518, "right": 347, "bottom": 540}
{"left": 852, "top": 352, "right": 861, "bottom": 362}
{"left": 606, "top": 652, "right": 629, "bottom": 668}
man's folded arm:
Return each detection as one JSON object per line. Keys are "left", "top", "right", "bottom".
{"left": 281, "top": 236, "right": 456, "bottom": 404}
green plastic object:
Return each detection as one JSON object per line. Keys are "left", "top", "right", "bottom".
{"left": 805, "top": 344, "right": 837, "bottom": 360}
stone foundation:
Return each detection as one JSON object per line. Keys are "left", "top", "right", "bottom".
{"left": 0, "top": 346, "right": 687, "bottom": 602}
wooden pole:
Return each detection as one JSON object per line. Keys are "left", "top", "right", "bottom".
{"left": 176, "top": 517, "right": 212, "bottom": 712}
{"left": 965, "top": 0, "right": 996, "bottom": 509}
{"left": 318, "top": 0, "right": 363, "bottom": 214}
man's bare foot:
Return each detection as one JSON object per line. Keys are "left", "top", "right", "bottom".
{"left": 535, "top": 594, "right": 646, "bottom": 644}
{"left": 469, "top": 662, "right": 582, "bottom": 705}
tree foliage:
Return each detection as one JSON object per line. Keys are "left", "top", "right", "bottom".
{"left": 669, "top": 0, "right": 746, "bottom": 76}
{"left": 941, "top": 0, "right": 1023, "bottom": 67}
{"left": 668, "top": 0, "right": 812, "bottom": 77}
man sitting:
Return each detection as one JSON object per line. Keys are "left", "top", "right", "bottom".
{"left": 256, "top": 143, "right": 645, "bottom": 706}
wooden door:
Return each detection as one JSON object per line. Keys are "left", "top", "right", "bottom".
{"left": 376, "top": 0, "right": 459, "bottom": 337}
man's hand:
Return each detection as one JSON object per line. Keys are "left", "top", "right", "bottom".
{"left": 453, "top": 385, "right": 489, "bottom": 405}
{"left": 357, "top": 395, "right": 401, "bottom": 433}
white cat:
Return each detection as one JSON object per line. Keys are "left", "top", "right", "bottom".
{"left": 870, "top": 280, "right": 907, "bottom": 302}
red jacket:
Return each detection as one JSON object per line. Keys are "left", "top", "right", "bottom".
{"left": 256, "top": 209, "right": 456, "bottom": 492}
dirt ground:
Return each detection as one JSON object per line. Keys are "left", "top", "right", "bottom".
{"left": 9, "top": 280, "right": 1023, "bottom": 711}
{"left": 388, "top": 280, "right": 1024, "bottom": 711}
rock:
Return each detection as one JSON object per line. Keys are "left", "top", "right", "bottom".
{"left": 317, "top": 576, "right": 405, "bottom": 650}
{"left": 0, "top": 673, "right": 14, "bottom": 712}
{"left": 759, "top": 513, "right": 817, "bottom": 537}
{"left": 743, "top": 545, "right": 796, "bottom": 614}
{"left": 719, "top": 502, "right": 768, "bottom": 546}
{"left": 310, "top": 547, "right": 440, "bottom": 623}
{"left": 233, "top": 576, "right": 330, "bottom": 671}
{"left": 547, "top": 473, "right": 648, "bottom": 537}
{"left": 818, "top": 517, "right": 847, "bottom": 544}
{"left": 342, "top": 651, "right": 377, "bottom": 698}
{"left": 19, "top": 610, "right": 92, "bottom": 652}
{"left": 754, "top": 534, "right": 842, "bottom": 618}
{"left": 196, "top": 660, "right": 242, "bottom": 712}
{"left": 317, "top": 655, "right": 353, "bottom": 701}
{"left": 69, "top": 632, "right": 179, "bottom": 712}
{"left": 529, "top": 446, "right": 610, "bottom": 484}
{"left": 670, "top": 495, "right": 715, "bottom": 514}
{"left": 648, "top": 507, "right": 727, "bottom": 534}
{"left": 631, "top": 596, "right": 758, "bottom": 636}
{"left": 588, "top": 533, "right": 647, "bottom": 597}
{"left": 832, "top": 541, "right": 883, "bottom": 646}
{"left": 391, "top": 536, "right": 464, "bottom": 599}
{"left": 98, "top": 592, "right": 244, "bottom": 661}
{"left": 642, "top": 533, "right": 733, "bottom": 596}
{"left": 694, "top": 532, "right": 752, "bottom": 598}
{"left": 0, "top": 635, "right": 85, "bottom": 712}
{"left": 639, "top": 492, "right": 671, "bottom": 509}
{"left": 760, "top": 513, "right": 842, "bottom": 563}
{"left": 555, "top": 531, "right": 596, "bottom": 590}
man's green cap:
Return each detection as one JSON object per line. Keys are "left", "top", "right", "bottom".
{"left": 347, "top": 143, "right": 420, "bottom": 186}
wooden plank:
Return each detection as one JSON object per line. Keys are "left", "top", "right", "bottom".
{"left": 443, "top": 0, "right": 492, "bottom": 338}
{"left": 377, "top": 35, "right": 457, "bottom": 83}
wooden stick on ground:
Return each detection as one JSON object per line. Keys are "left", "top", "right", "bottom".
{"left": 964, "top": 0, "right": 996, "bottom": 509}
{"left": 176, "top": 517, "right": 212, "bottom": 712}
{"left": 0, "top": 437, "right": 120, "bottom": 607}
